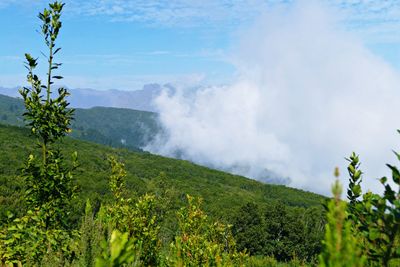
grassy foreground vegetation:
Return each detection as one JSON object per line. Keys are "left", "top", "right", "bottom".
{"left": 1, "top": 1, "right": 399, "bottom": 266}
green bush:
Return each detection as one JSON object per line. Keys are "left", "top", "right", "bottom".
{"left": 318, "top": 176, "right": 366, "bottom": 267}
{"left": 345, "top": 152, "right": 400, "bottom": 266}
{"left": 167, "top": 195, "right": 248, "bottom": 266}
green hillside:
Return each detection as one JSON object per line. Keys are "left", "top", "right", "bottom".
{"left": 72, "top": 106, "right": 160, "bottom": 150}
{"left": 0, "top": 93, "right": 160, "bottom": 151}
{"left": 0, "top": 123, "right": 324, "bottom": 223}
{"left": 0, "top": 93, "right": 25, "bottom": 126}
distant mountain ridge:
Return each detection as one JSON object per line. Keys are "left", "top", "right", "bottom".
{"left": 0, "top": 84, "right": 164, "bottom": 112}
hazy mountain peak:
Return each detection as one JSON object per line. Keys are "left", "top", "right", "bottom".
{"left": 0, "top": 84, "right": 165, "bottom": 112}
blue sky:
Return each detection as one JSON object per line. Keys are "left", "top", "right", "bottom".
{"left": 2, "top": 0, "right": 400, "bottom": 90}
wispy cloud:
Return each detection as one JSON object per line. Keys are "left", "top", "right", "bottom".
{"left": 0, "top": 55, "right": 22, "bottom": 61}
{"left": 329, "top": 0, "right": 400, "bottom": 43}
{"left": 63, "top": 0, "right": 400, "bottom": 44}
{"left": 143, "top": 50, "right": 171, "bottom": 55}
{"left": 61, "top": 73, "right": 205, "bottom": 90}
{"left": 67, "top": 0, "right": 282, "bottom": 27}
{"left": 3, "top": 1, "right": 400, "bottom": 44}
{"left": 59, "top": 49, "right": 227, "bottom": 66}
{"left": 0, "top": 72, "right": 206, "bottom": 90}
{"left": 61, "top": 54, "right": 147, "bottom": 65}
{"left": 0, "top": 0, "right": 20, "bottom": 8}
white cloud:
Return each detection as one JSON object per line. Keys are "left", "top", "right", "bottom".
{"left": 148, "top": 1, "right": 400, "bottom": 195}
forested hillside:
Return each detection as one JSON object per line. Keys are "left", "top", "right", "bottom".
{"left": 0, "top": 123, "right": 324, "bottom": 221}
{"left": 0, "top": 94, "right": 160, "bottom": 150}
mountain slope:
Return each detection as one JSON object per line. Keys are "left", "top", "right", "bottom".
{"left": 0, "top": 123, "right": 325, "bottom": 225}
{"left": 72, "top": 107, "right": 160, "bottom": 150}
{"left": 0, "top": 93, "right": 160, "bottom": 150}
{"left": 0, "top": 93, "right": 25, "bottom": 126}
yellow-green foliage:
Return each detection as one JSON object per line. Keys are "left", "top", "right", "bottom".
{"left": 95, "top": 230, "right": 141, "bottom": 267}
{"left": 76, "top": 199, "right": 105, "bottom": 267}
{"left": 103, "top": 156, "right": 161, "bottom": 266}
{"left": 85, "top": 159, "right": 247, "bottom": 267}
{"left": 318, "top": 178, "right": 366, "bottom": 267}
{"left": 167, "top": 195, "right": 248, "bottom": 266}
{"left": 0, "top": 209, "right": 79, "bottom": 266}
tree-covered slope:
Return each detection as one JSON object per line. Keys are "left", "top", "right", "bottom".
{"left": 0, "top": 93, "right": 160, "bottom": 151}
{"left": 0, "top": 94, "right": 25, "bottom": 126}
{"left": 0, "top": 123, "right": 324, "bottom": 224}
{"left": 72, "top": 106, "right": 160, "bottom": 150}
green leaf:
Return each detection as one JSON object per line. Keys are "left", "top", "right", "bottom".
{"left": 386, "top": 164, "right": 400, "bottom": 184}
{"left": 352, "top": 184, "right": 361, "bottom": 196}
{"left": 369, "top": 229, "right": 380, "bottom": 241}
{"left": 53, "top": 47, "right": 61, "bottom": 55}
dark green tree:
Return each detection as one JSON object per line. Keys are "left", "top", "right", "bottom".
{"left": 263, "top": 203, "right": 305, "bottom": 261}
{"left": 232, "top": 202, "right": 324, "bottom": 263}
{"left": 301, "top": 206, "right": 325, "bottom": 262}
{"left": 232, "top": 202, "right": 267, "bottom": 255}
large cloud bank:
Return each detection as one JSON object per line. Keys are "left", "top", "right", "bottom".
{"left": 147, "top": 2, "right": 400, "bottom": 195}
